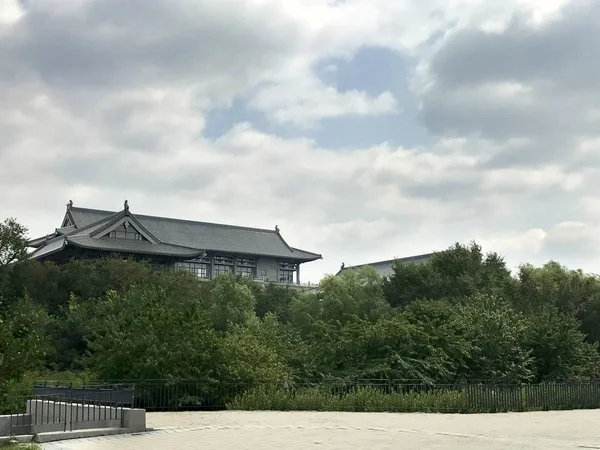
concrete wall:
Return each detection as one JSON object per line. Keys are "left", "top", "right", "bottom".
{"left": 0, "top": 414, "right": 30, "bottom": 436}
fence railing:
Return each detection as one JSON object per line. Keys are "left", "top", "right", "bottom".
{"left": 45, "top": 379, "right": 600, "bottom": 414}
{"left": 32, "top": 383, "right": 134, "bottom": 408}
{"left": 1, "top": 387, "right": 127, "bottom": 437}
{"left": 4, "top": 380, "right": 600, "bottom": 419}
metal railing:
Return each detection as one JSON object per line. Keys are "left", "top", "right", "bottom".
{"left": 32, "top": 383, "right": 134, "bottom": 407}
{"left": 4, "top": 379, "right": 600, "bottom": 425}
{"left": 2, "top": 385, "right": 130, "bottom": 437}
{"left": 78, "top": 379, "right": 600, "bottom": 413}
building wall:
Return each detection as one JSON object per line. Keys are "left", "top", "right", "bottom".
{"left": 256, "top": 257, "right": 279, "bottom": 282}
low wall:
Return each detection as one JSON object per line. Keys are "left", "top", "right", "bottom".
{"left": 27, "top": 399, "right": 122, "bottom": 433}
{"left": 0, "top": 400, "right": 146, "bottom": 437}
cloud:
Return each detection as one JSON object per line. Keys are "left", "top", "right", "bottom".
{"left": 416, "top": 1, "right": 600, "bottom": 166}
{"left": 3, "top": 0, "right": 600, "bottom": 283}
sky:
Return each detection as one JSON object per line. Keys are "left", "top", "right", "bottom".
{"left": 1, "top": 0, "right": 599, "bottom": 283}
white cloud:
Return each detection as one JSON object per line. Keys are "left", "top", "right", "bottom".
{"left": 2, "top": 0, "right": 600, "bottom": 284}
{"left": 0, "top": 0, "right": 24, "bottom": 25}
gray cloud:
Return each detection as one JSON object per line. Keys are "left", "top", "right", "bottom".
{"left": 418, "top": 0, "right": 600, "bottom": 168}
{"left": 4, "top": 0, "right": 600, "bottom": 283}
{"left": 2, "top": 0, "right": 300, "bottom": 92}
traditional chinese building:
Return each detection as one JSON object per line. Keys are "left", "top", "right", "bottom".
{"left": 336, "top": 253, "right": 433, "bottom": 278}
{"left": 27, "top": 201, "right": 322, "bottom": 285}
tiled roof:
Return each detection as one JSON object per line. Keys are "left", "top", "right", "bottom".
{"left": 66, "top": 236, "right": 204, "bottom": 258}
{"left": 30, "top": 236, "right": 67, "bottom": 259}
{"left": 337, "top": 253, "right": 434, "bottom": 278}
{"left": 29, "top": 206, "right": 322, "bottom": 262}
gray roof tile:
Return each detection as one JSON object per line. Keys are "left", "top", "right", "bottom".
{"left": 67, "top": 236, "right": 203, "bottom": 258}
{"left": 31, "top": 206, "right": 322, "bottom": 262}
{"left": 338, "top": 253, "right": 434, "bottom": 278}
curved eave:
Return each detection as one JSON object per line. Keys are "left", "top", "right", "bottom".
{"left": 65, "top": 238, "right": 204, "bottom": 259}
{"left": 30, "top": 238, "right": 67, "bottom": 260}
{"left": 289, "top": 248, "right": 322, "bottom": 263}
{"left": 28, "top": 235, "right": 55, "bottom": 248}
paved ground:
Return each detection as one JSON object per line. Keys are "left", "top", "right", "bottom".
{"left": 42, "top": 409, "right": 600, "bottom": 449}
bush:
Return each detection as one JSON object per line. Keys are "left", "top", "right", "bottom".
{"left": 226, "top": 386, "right": 468, "bottom": 413}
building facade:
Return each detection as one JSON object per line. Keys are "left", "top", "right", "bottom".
{"left": 28, "top": 201, "right": 322, "bottom": 285}
{"left": 336, "top": 253, "right": 433, "bottom": 278}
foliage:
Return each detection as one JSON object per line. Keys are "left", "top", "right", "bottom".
{"left": 383, "top": 241, "right": 513, "bottom": 308}
{"left": 523, "top": 305, "right": 600, "bottom": 382}
{"left": 84, "top": 283, "right": 220, "bottom": 380}
{"left": 0, "top": 218, "right": 29, "bottom": 268}
{"left": 0, "top": 295, "right": 51, "bottom": 395}
{"left": 1, "top": 443, "right": 41, "bottom": 450}
{"left": 201, "top": 274, "right": 257, "bottom": 333}
{"left": 2, "top": 215, "right": 600, "bottom": 415}
{"left": 226, "top": 385, "right": 467, "bottom": 413}
{"left": 456, "top": 294, "right": 534, "bottom": 383}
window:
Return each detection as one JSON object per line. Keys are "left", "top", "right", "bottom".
{"left": 237, "top": 258, "right": 256, "bottom": 267}
{"left": 279, "top": 261, "right": 297, "bottom": 284}
{"left": 175, "top": 261, "right": 209, "bottom": 279}
{"left": 214, "top": 265, "right": 232, "bottom": 277}
{"left": 106, "top": 223, "right": 147, "bottom": 241}
{"left": 259, "top": 269, "right": 267, "bottom": 277}
{"left": 214, "top": 256, "right": 234, "bottom": 265}
{"left": 236, "top": 266, "right": 255, "bottom": 278}
{"left": 279, "top": 270, "right": 294, "bottom": 283}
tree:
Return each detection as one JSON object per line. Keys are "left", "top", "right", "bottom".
{"left": 524, "top": 305, "right": 600, "bottom": 382}
{"left": 84, "top": 283, "right": 220, "bottom": 380}
{"left": 513, "top": 262, "right": 600, "bottom": 344}
{"left": 253, "top": 283, "right": 297, "bottom": 323}
{"left": 383, "top": 241, "right": 514, "bottom": 308}
{"left": 313, "top": 266, "right": 391, "bottom": 325}
{"left": 201, "top": 274, "right": 257, "bottom": 333}
{"left": 0, "top": 218, "right": 29, "bottom": 268}
{"left": 456, "top": 294, "right": 534, "bottom": 383}
{"left": 0, "top": 295, "right": 51, "bottom": 395}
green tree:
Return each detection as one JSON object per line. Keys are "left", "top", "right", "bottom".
{"left": 402, "top": 299, "right": 471, "bottom": 382}
{"left": 310, "top": 266, "right": 390, "bottom": 325}
{"left": 253, "top": 283, "right": 297, "bottom": 323}
{"left": 307, "top": 314, "right": 461, "bottom": 383}
{"left": 217, "top": 318, "right": 291, "bottom": 385}
{"left": 0, "top": 218, "right": 28, "bottom": 268}
{"left": 201, "top": 274, "right": 257, "bottom": 333}
{"left": 85, "top": 284, "right": 219, "bottom": 380}
{"left": 456, "top": 294, "right": 534, "bottom": 383}
{"left": 0, "top": 295, "right": 51, "bottom": 395}
{"left": 514, "top": 262, "right": 600, "bottom": 344}
{"left": 383, "top": 242, "right": 513, "bottom": 308}
{"left": 524, "top": 305, "right": 600, "bottom": 382}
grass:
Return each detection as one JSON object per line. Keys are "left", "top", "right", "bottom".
{"left": 1, "top": 443, "right": 41, "bottom": 449}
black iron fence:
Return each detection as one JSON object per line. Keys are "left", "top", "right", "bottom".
{"left": 4, "top": 380, "right": 600, "bottom": 419}
{"left": 58, "top": 379, "right": 600, "bottom": 413}
{"left": 32, "top": 383, "right": 134, "bottom": 408}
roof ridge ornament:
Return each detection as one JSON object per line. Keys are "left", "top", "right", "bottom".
{"left": 124, "top": 200, "right": 129, "bottom": 211}
{"left": 66, "top": 200, "right": 73, "bottom": 209}
{"left": 275, "top": 225, "right": 280, "bottom": 233}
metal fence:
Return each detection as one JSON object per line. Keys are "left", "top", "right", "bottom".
{"left": 32, "top": 383, "right": 134, "bottom": 408}
{"left": 5, "top": 380, "right": 600, "bottom": 419}
{"left": 73, "top": 379, "right": 600, "bottom": 413}
{"left": 2, "top": 386, "right": 128, "bottom": 437}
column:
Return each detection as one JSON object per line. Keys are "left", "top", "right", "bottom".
{"left": 296, "top": 264, "right": 300, "bottom": 285}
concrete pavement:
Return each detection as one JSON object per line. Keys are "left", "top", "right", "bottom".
{"left": 41, "top": 409, "right": 600, "bottom": 449}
